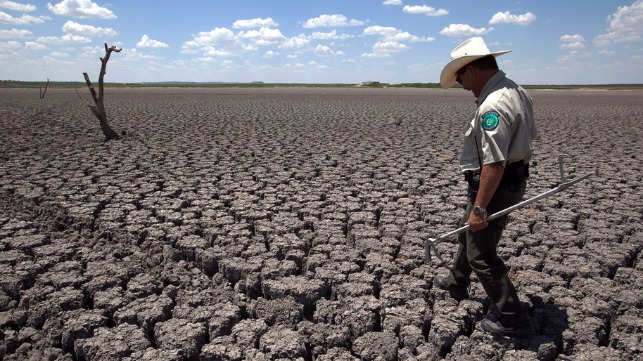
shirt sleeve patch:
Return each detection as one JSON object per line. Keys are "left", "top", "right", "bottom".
{"left": 481, "top": 111, "right": 500, "bottom": 131}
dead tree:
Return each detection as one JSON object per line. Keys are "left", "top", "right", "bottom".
{"left": 83, "top": 43, "right": 122, "bottom": 140}
{"left": 39, "top": 78, "right": 49, "bottom": 99}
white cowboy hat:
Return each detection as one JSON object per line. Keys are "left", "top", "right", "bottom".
{"left": 440, "top": 37, "right": 511, "bottom": 88}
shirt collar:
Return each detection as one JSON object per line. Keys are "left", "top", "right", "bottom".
{"left": 476, "top": 70, "right": 506, "bottom": 106}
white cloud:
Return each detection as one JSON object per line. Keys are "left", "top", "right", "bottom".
{"left": 557, "top": 49, "right": 591, "bottom": 63}
{"left": 489, "top": 11, "right": 536, "bottom": 25}
{"left": 383, "top": 0, "right": 402, "bottom": 5}
{"left": 560, "top": 42, "right": 585, "bottom": 50}
{"left": 308, "top": 30, "right": 352, "bottom": 40}
{"left": 304, "top": 60, "right": 329, "bottom": 70}
{"left": 439, "top": 24, "right": 491, "bottom": 37}
{"left": 561, "top": 34, "right": 585, "bottom": 43}
{"left": 50, "top": 50, "right": 69, "bottom": 57}
{"left": 0, "top": 39, "right": 20, "bottom": 58}
{"left": 137, "top": 34, "right": 169, "bottom": 48}
{"left": 364, "top": 25, "right": 398, "bottom": 37}
{"left": 560, "top": 34, "right": 586, "bottom": 50}
{"left": 36, "top": 33, "right": 91, "bottom": 44}
{"left": 364, "top": 25, "right": 434, "bottom": 43}
{"left": 239, "top": 27, "right": 286, "bottom": 46}
{"left": 281, "top": 35, "right": 310, "bottom": 49}
{"left": 402, "top": 5, "right": 448, "bottom": 16}
{"left": 78, "top": 44, "right": 101, "bottom": 58}
{"left": 182, "top": 27, "right": 252, "bottom": 56}
{"left": 40, "top": 55, "right": 73, "bottom": 64}
{"left": 62, "top": 20, "right": 116, "bottom": 37}
{"left": 122, "top": 48, "right": 162, "bottom": 61}
{"left": 593, "top": 0, "right": 643, "bottom": 47}
{"left": 47, "top": 0, "right": 116, "bottom": 19}
{"left": 182, "top": 27, "right": 236, "bottom": 53}
{"left": 362, "top": 25, "right": 432, "bottom": 58}
{"left": 25, "top": 41, "right": 47, "bottom": 49}
{"left": 0, "top": 40, "right": 20, "bottom": 49}
{"left": 607, "top": 0, "right": 643, "bottom": 34}
{"left": 233, "top": 17, "right": 278, "bottom": 29}
{"left": 0, "top": 27, "right": 31, "bottom": 38}
{"left": 314, "top": 44, "right": 345, "bottom": 57}
{"left": 391, "top": 31, "right": 434, "bottom": 42}
{"left": 0, "top": 0, "right": 36, "bottom": 12}
{"left": 203, "top": 47, "right": 234, "bottom": 57}
{"left": 361, "top": 52, "right": 390, "bottom": 59}
{"left": 361, "top": 40, "right": 409, "bottom": 58}
{"left": 594, "top": 31, "right": 639, "bottom": 47}
{"left": 373, "top": 41, "right": 409, "bottom": 53}
{"left": 0, "top": 10, "right": 49, "bottom": 24}
{"left": 302, "top": 14, "right": 365, "bottom": 28}
{"left": 263, "top": 50, "right": 278, "bottom": 58}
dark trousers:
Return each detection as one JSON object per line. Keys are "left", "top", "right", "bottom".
{"left": 446, "top": 180, "right": 528, "bottom": 326}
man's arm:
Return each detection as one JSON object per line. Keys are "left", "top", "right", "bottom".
{"left": 468, "top": 161, "right": 504, "bottom": 231}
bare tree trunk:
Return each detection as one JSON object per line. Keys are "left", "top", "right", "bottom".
{"left": 40, "top": 78, "right": 49, "bottom": 99}
{"left": 84, "top": 43, "right": 122, "bottom": 141}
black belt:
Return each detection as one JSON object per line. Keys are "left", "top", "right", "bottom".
{"left": 464, "top": 160, "right": 529, "bottom": 189}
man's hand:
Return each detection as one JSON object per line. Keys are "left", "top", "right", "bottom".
{"left": 469, "top": 161, "right": 504, "bottom": 232}
{"left": 467, "top": 210, "right": 488, "bottom": 232}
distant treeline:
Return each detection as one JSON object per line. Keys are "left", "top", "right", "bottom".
{"left": 0, "top": 80, "right": 356, "bottom": 89}
{"left": 1, "top": 80, "right": 642, "bottom": 90}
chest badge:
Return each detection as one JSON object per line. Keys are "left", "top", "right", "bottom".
{"left": 481, "top": 111, "right": 499, "bottom": 131}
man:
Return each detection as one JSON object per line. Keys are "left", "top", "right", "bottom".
{"left": 434, "top": 37, "right": 537, "bottom": 336}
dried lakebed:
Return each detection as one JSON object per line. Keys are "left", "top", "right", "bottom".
{"left": 0, "top": 87, "right": 641, "bottom": 360}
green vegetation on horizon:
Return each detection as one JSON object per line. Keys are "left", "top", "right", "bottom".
{"left": 1, "top": 80, "right": 642, "bottom": 91}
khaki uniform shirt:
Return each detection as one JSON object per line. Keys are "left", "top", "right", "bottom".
{"left": 460, "top": 71, "right": 537, "bottom": 172}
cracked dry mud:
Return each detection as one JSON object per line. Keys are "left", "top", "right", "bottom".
{"left": 0, "top": 87, "right": 641, "bottom": 361}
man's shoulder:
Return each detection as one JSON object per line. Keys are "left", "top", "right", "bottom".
{"left": 478, "top": 89, "right": 505, "bottom": 111}
{"left": 484, "top": 78, "right": 530, "bottom": 105}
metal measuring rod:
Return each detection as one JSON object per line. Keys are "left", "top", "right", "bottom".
{"left": 424, "top": 155, "right": 596, "bottom": 264}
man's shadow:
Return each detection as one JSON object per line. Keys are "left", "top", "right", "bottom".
{"left": 490, "top": 295, "right": 568, "bottom": 357}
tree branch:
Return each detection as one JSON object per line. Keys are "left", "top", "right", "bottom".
{"left": 83, "top": 72, "right": 98, "bottom": 104}
{"left": 40, "top": 78, "right": 49, "bottom": 99}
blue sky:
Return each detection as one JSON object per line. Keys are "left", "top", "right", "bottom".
{"left": 1, "top": 0, "right": 642, "bottom": 84}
